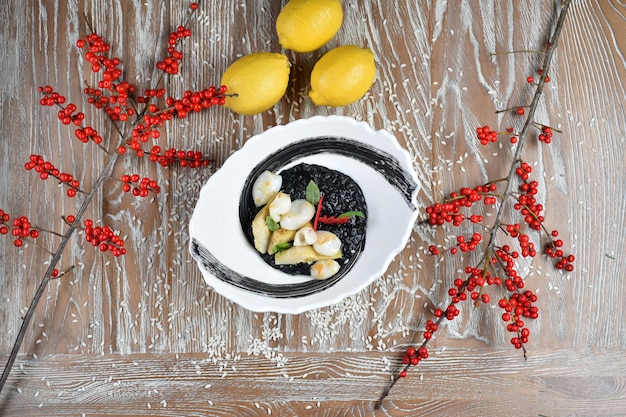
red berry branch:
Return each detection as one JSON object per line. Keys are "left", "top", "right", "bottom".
{"left": 375, "top": 0, "right": 574, "bottom": 409}
{"left": 0, "top": 0, "right": 224, "bottom": 394}
{"left": 25, "top": 154, "right": 84, "bottom": 197}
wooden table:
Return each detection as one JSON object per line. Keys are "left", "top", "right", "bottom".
{"left": 1, "top": 1, "right": 625, "bottom": 416}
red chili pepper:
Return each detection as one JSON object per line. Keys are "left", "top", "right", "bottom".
{"left": 313, "top": 193, "right": 324, "bottom": 231}
{"left": 318, "top": 216, "right": 350, "bottom": 225}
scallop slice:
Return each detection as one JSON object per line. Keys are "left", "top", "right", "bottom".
{"left": 311, "top": 259, "right": 340, "bottom": 280}
{"left": 312, "top": 230, "right": 342, "bottom": 256}
{"left": 293, "top": 226, "right": 317, "bottom": 246}
{"left": 268, "top": 192, "right": 291, "bottom": 222}
{"left": 280, "top": 199, "right": 315, "bottom": 230}
{"left": 252, "top": 170, "right": 282, "bottom": 207}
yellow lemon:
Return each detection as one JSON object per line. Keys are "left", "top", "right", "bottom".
{"left": 220, "top": 52, "right": 291, "bottom": 115}
{"left": 276, "top": 0, "right": 343, "bottom": 53}
{"left": 309, "top": 45, "right": 376, "bottom": 107}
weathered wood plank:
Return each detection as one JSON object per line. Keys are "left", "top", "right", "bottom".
{"left": 1, "top": 0, "right": 626, "bottom": 415}
{"left": 1, "top": 350, "right": 626, "bottom": 415}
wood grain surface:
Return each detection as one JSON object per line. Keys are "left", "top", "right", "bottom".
{"left": 1, "top": 0, "right": 625, "bottom": 416}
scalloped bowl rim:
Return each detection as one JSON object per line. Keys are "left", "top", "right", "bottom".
{"left": 189, "top": 116, "right": 419, "bottom": 314}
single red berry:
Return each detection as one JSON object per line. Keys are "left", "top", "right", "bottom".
{"left": 418, "top": 347, "right": 428, "bottom": 358}
{"left": 516, "top": 107, "right": 525, "bottom": 116}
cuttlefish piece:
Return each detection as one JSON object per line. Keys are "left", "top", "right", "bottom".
{"left": 280, "top": 199, "right": 315, "bottom": 230}
{"left": 310, "top": 259, "right": 341, "bottom": 280}
{"left": 252, "top": 170, "right": 282, "bottom": 207}
{"left": 312, "top": 230, "right": 342, "bottom": 256}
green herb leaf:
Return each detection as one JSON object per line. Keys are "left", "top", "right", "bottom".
{"left": 337, "top": 210, "right": 365, "bottom": 219}
{"left": 265, "top": 216, "right": 280, "bottom": 231}
{"left": 272, "top": 242, "right": 292, "bottom": 252}
{"left": 305, "top": 180, "right": 321, "bottom": 205}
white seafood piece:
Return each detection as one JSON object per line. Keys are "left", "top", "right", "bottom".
{"left": 293, "top": 226, "right": 317, "bottom": 246}
{"left": 310, "top": 259, "right": 340, "bottom": 280}
{"left": 280, "top": 199, "right": 315, "bottom": 230}
{"left": 313, "top": 230, "right": 342, "bottom": 256}
{"left": 252, "top": 170, "right": 282, "bottom": 207}
{"left": 268, "top": 192, "right": 291, "bottom": 222}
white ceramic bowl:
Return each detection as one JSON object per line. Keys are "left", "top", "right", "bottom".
{"left": 189, "top": 116, "right": 419, "bottom": 314}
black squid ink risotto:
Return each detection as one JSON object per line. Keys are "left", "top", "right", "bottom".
{"left": 241, "top": 163, "right": 367, "bottom": 277}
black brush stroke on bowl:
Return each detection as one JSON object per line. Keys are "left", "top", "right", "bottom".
{"left": 190, "top": 136, "right": 418, "bottom": 299}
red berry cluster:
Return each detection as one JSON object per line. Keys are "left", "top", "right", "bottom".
{"left": 425, "top": 184, "right": 497, "bottom": 226}
{"left": 514, "top": 162, "right": 543, "bottom": 231}
{"left": 148, "top": 146, "right": 210, "bottom": 168}
{"left": 0, "top": 211, "right": 39, "bottom": 247}
{"left": 24, "top": 155, "right": 81, "bottom": 198}
{"left": 136, "top": 87, "right": 167, "bottom": 105}
{"left": 544, "top": 230, "right": 575, "bottom": 271}
{"left": 120, "top": 174, "right": 161, "bottom": 197}
{"left": 74, "top": 126, "right": 103, "bottom": 145}
{"left": 119, "top": 86, "right": 226, "bottom": 158}
{"left": 498, "top": 291, "right": 538, "bottom": 349}
{"left": 455, "top": 233, "right": 483, "bottom": 253}
{"left": 83, "top": 219, "right": 126, "bottom": 257}
{"left": 502, "top": 224, "right": 537, "bottom": 258}
{"left": 426, "top": 184, "right": 498, "bottom": 255}
{"left": 76, "top": 33, "right": 134, "bottom": 122}
{"left": 38, "top": 87, "right": 104, "bottom": 146}
{"left": 538, "top": 125, "right": 553, "bottom": 143}
{"left": 448, "top": 268, "right": 501, "bottom": 305}
{"left": 401, "top": 343, "right": 430, "bottom": 370}
{"left": 165, "top": 86, "right": 228, "bottom": 118}
{"left": 38, "top": 86, "right": 85, "bottom": 126}
{"left": 476, "top": 125, "right": 498, "bottom": 145}
{"left": 121, "top": 122, "right": 162, "bottom": 156}
{"left": 495, "top": 246, "right": 528, "bottom": 292}
{"left": 156, "top": 25, "right": 192, "bottom": 75}
{"left": 38, "top": 85, "right": 67, "bottom": 106}
{"left": 57, "top": 103, "right": 85, "bottom": 126}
